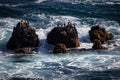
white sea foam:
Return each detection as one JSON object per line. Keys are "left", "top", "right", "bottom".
{"left": 0, "top": 28, "right": 6, "bottom": 40}
{"left": 1, "top": 53, "right": 120, "bottom": 79}
{"left": 0, "top": 18, "right": 20, "bottom": 41}
{"left": 66, "top": 54, "right": 120, "bottom": 71}
{"left": 35, "top": 0, "right": 46, "bottom": 3}
{"left": 0, "top": 18, "right": 20, "bottom": 28}
{"left": 0, "top": 3, "right": 28, "bottom": 7}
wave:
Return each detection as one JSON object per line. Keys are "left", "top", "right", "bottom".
{"left": 0, "top": 6, "right": 22, "bottom": 18}
{"left": 0, "top": 18, "right": 20, "bottom": 28}
{"left": 0, "top": 3, "right": 28, "bottom": 7}
{"left": 0, "top": 28, "right": 6, "bottom": 40}
{"left": 0, "top": 0, "right": 120, "bottom": 23}
{"left": 0, "top": 0, "right": 35, "bottom": 4}
{"left": 1, "top": 0, "right": 120, "bottom": 5}
{"left": 35, "top": 0, "right": 46, "bottom": 3}
{"left": 53, "top": 0, "right": 120, "bottom": 5}
{"left": 0, "top": 52, "right": 120, "bottom": 79}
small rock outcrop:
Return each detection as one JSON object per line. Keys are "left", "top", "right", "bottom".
{"left": 47, "top": 23, "right": 80, "bottom": 48}
{"left": 6, "top": 20, "right": 39, "bottom": 53}
{"left": 89, "top": 25, "right": 114, "bottom": 44}
{"left": 53, "top": 43, "right": 67, "bottom": 53}
{"left": 89, "top": 25, "right": 113, "bottom": 50}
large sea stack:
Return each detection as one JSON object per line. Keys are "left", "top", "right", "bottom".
{"left": 6, "top": 20, "right": 39, "bottom": 53}
{"left": 47, "top": 23, "right": 80, "bottom": 48}
{"left": 89, "top": 25, "right": 114, "bottom": 50}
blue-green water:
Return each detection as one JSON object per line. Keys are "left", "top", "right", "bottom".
{"left": 0, "top": 0, "right": 120, "bottom": 80}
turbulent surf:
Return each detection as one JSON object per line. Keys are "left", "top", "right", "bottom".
{"left": 0, "top": 0, "right": 120, "bottom": 80}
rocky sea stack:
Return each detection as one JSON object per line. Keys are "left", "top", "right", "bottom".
{"left": 89, "top": 25, "right": 114, "bottom": 50}
{"left": 47, "top": 23, "right": 80, "bottom": 48}
{"left": 6, "top": 20, "right": 39, "bottom": 53}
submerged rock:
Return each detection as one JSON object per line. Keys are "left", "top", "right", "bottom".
{"left": 47, "top": 23, "right": 80, "bottom": 48}
{"left": 6, "top": 20, "right": 39, "bottom": 53}
{"left": 89, "top": 25, "right": 113, "bottom": 50}
{"left": 53, "top": 43, "right": 67, "bottom": 53}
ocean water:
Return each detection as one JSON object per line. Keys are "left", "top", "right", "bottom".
{"left": 0, "top": 0, "right": 120, "bottom": 80}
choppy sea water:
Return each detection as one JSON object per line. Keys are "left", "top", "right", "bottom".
{"left": 0, "top": 0, "right": 120, "bottom": 80}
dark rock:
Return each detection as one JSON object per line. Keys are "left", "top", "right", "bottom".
{"left": 92, "top": 39, "right": 108, "bottom": 50}
{"left": 6, "top": 20, "right": 39, "bottom": 52}
{"left": 53, "top": 43, "right": 67, "bottom": 53}
{"left": 89, "top": 25, "right": 114, "bottom": 44}
{"left": 47, "top": 23, "right": 80, "bottom": 48}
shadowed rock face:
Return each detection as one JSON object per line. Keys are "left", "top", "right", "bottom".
{"left": 53, "top": 43, "right": 67, "bottom": 53}
{"left": 47, "top": 23, "right": 80, "bottom": 48}
{"left": 89, "top": 25, "right": 114, "bottom": 44}
{"left": 6, "top": 20, "right": 39, "bottom": 52}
